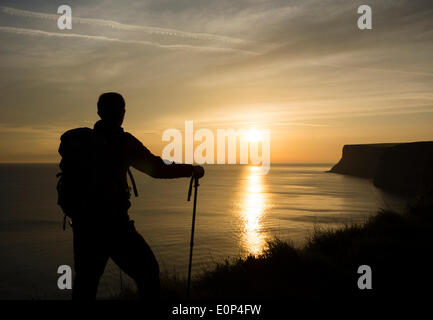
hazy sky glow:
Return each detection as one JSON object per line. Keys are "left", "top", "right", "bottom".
{"left": 0, "top": 0, "right": 432, "bottom": 163}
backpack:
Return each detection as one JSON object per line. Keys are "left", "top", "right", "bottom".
{"left": 56, "top": 127, "right": 138, "bottom": 229}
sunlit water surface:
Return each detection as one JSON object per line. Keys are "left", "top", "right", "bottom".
{"left": 0, "top": 164, "right": 407, "bottom": 299}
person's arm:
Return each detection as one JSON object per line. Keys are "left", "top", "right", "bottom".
{"left": 126, "top": 133, "right": 202, "bottom": 179}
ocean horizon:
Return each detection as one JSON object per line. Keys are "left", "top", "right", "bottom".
{"left": 0, "top": 163, "right": 409, "bottom": 299}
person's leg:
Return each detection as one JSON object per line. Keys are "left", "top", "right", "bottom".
{"left": 72, "top": 221, "right": 109, "bottom": 300}
{"left": 110, "top": 221, "right": 160, "bottom": 302}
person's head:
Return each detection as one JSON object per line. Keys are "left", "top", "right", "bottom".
{"left": 97, "top": 92, "right": 125, "bottom": 126}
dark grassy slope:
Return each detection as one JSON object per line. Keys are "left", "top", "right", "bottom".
{"left": 115, "top": 200, "right": 433, "bottom": 303}
{"left": 190, "top": 201, "right": 433, "bottom": 302}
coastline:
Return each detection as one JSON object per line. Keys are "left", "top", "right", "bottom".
{"left": 115, "top": 198, "right": 433, "bottom": 303}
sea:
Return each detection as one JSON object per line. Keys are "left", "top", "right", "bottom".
{"left": 0, "top": 163, "right": 408, "bottom": 299}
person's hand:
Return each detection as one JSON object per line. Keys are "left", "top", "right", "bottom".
{"left": 192, "top": 165, "right": 205, "bottom": 179}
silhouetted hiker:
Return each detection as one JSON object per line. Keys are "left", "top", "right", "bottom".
{"left": 57, "top": 92, "right": 204, "bottom": 301}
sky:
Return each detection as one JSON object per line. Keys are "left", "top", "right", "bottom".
{"left": 0, "top": 0, "right": 432, "bottom": 163}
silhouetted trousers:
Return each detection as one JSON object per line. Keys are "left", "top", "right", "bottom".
{"left": 71, "top": 210, "right": 160, "bottom": 301}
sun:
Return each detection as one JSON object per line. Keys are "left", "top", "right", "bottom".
{"left": 246, "top": 128, "right": 262, "bottom": 142}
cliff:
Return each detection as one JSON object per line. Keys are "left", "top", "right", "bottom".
{"left": 330, "top": 143, "right": 398, "bottom": 178}
{"left": 373, "top": 142, "right": 433, "bottom": 195}
{"left": 330, "top": 142, "right": 433, "bottom": 196}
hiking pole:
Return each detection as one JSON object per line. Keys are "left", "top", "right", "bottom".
{"left": 186, "top": 175, "right": 199, "bottom": 298}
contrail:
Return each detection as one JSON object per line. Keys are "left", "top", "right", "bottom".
{"left": 311, "top": 62, "right": 433, "bottom": 77}
{"left": 0, "top": 26, "right": 257, "bottom": 55}
{"left": 1, "top": 6, "right": 252, "bottom": 45}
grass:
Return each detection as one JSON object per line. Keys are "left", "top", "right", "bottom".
{"left": 115, "top": 198, "right": 433, "bottom": 303}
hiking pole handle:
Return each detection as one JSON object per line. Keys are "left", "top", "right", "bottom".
{"left": 187, "top": 175, "right": 199, "bottom": 201}
{"left": 187, "top": 175, "right": 194, "bottom": 201}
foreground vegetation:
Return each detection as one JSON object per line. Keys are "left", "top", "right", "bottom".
{"left": 117, "top": 198, "right": 433, "bottom": 303}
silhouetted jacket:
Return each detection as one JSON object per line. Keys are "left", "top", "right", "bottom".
{"left": 91, "top": 120, "right": 193, "bottom": 214}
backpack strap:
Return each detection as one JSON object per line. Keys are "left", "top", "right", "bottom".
{"left": 127, "top": 168, "right": 138, "bottom": 197}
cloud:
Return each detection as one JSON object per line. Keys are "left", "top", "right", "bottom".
{"left": 1, "top": 5, "right": 252, "bottom": 45}
{"left": 310, "top": 62, "right": 433, "bottom": 78}
{"left": 0, "top": 124, "right": 59, "bottom": 134}
{"left": 1, "top": 0, "right": 432, "bottom": 162}
{"left": 0, "top": 26, "right": 256, "bottom": 54}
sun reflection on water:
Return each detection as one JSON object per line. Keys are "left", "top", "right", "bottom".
{"left": 239, "top": 166, "right": 267, "bottom": 256}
